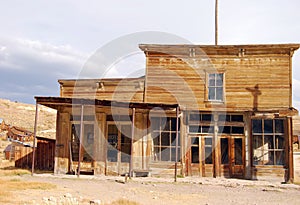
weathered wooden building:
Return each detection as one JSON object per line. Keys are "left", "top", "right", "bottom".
{"left": 36, "top": 44, "right": 299, "bottom": 182}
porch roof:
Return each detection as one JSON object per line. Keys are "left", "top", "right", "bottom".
{"left": 35, "top": 96, "right": 179, "bottom": 110}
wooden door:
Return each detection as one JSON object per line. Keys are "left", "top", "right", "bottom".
{"left": 106, "top": 123, "right": 131, "bottom": 175}
{"left": 220, "top": 136, "right": 244, "bottom": 178}
{"left": 189, "top": 135, "right": 214, "bottom": 177}
{"left": 230, "top": 137, "right": 244, "bottom": 178}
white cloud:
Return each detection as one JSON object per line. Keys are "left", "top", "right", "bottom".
{"left": 0, "top": 37, "right": 90, "bottom": 103}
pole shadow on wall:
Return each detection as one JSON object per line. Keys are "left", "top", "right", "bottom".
{"left": 246, "top": 84, "right": 262, "bottom": 111}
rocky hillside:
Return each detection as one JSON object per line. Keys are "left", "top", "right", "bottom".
{"left": 0, "top": 98, "right": 56, "bottom": 139}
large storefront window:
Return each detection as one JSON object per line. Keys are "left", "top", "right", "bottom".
{"left": 252, "top": 119, "right": 285, "bottom": 165}
{"left": 151, "top": 117, "right": 180, "bottom": 162}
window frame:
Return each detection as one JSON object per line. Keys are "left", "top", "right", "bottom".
{"left": 206, "top": 72, "right": 225, "bottom": 102}
{"left": 251, "top": 118, "right": 285, "bottom": 166}
{"left": 151, "top": 117, "right": 180, "bottom": 162}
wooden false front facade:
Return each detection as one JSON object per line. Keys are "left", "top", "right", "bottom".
{"left": 36, "top": 44, "right": 299, "bottom": 182}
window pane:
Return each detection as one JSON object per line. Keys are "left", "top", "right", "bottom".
{"left": 191, "top": 147, "right": 199, "bottom": 163}
{"left": 151, "top": 117, "right": 160, "bottom": 131}
{"left": 275, "top": 119, "right": 284, "bottom": 133}
{"left": 264, "top": 135, "right": 274, "bottom": 149}
{"left": 153, "top": 132, "right": 160, "bottom": 146}
{"left": 221, "top": 138, "right": 229, "bottom": 164}
{"left": 171, "top": 118, "right": 177, "bottom": 131}
{"left": 191, "top": 137, "right": 199, "bottom": 146}
{"left": 218, "top": 114, "right": 226, "bottom": 121}
{"left": 190, "top": 113, "right": 200, "bottom": 121}
{"left": 205, "top": 147, "right": 213, "bottom": 164}
{"left": 264, "top": 119, "right": 273, "bottom": 133}
{"left": 253, "top": 135, "right": 263, "bottom": 149}
{"left": 231, "top": 115, "right": 243, "bottom": 122}
{"left": 202, "top": 126, "right": 214, "bottom": 133}
{"left": 216, "top": 74, "right": 223, "bottom": 86}
{"left": 154, "top": 147, "right": 160, "bottom": 161}
{"left": 219, "top": 126, "right": 230, "bottom": 134}
{"left": 171, "top": 133, "right": 180, "bottom": 146}
{"left": 266, "top": 151, "right": 274, "bottom": 165}
{"left": 209, "top": 74, "right": 216, "bottom": 86}
{"left": 171, "top": 148, "right": 180, "bottom": 162}
{"left": 189, "top": 125, "right": 200, "bottom": 133}
{"left": 234, "top": 138, "right": 243, "bottom": 165}
{"left": 208, "top": 88, "right": 215, "bottom": 100}
{"left": 205, "top": 137, "right": 213, "bottom": 145}
{"left": 161, "top": 147, "right": 170, "bottom": 161}
{"left": 232, "top": 126, "right": 244, "bottom": 134}
{"left": 275, "top": 135, "right": 285, "bottom": 149}
{"left": 216, "top": 87, "right": 223, "bottom": 100}
{"left": 161, "top": 132, "right": 170, "bottom": 146}
{"left": 253, "top": 135, "right": 263, "bottom": 165}
{"left": 107, "top": 149, "right": 118, "bottom": 162}
{"left": 163, "top": 118, "right": 170, "bottom": 131}
{"left": 275, "top": 151, "right": 285, "bottom": 165}
{"left": 202, "top": 114, "right": 213, "bottom": 121}
{"left": 252, "top": 119, "right": 262, "bottom": 133}
{"left": 253, "top": 148, "right": 263, "bottom": 165}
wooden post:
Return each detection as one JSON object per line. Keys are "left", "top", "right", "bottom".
{"left": 31, "top": 102, "right": 39, "bottom": 176}
{"left": 77, "top": 105, "right": 84, "bottom": 177}
{"left": 215, "top": 0, "right": 218, "bottom": 45}
{"left": 287, "top": 116, "right": 294, "bottom": 183}
{"left": 174, "top": 107, "right": 179, "bottom": 182}
{"left": 129, "top": 108, "right": 135, "bottom": 178}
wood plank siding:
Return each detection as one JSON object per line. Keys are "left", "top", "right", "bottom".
{"left": 139, "top": 44, "right": 299, "bottom": 112}
{"left": 59, "top": 77, "right": 145, "bottom": 103}
{"left": 36, "top": 43, "right": 300, "bottom": 182}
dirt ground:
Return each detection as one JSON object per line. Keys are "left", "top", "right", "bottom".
{"left": 1, "top": 173, "right": 300, "bottom": 205}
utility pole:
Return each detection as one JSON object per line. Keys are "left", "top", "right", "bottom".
{"left": 215, "top": 0, "right": 218, "bottom": 45}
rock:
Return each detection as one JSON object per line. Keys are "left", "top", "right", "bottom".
{"left": 90, "top": 199, "right": 101, "bottom": 204}
{"left": 64, "top": 193, "right": 73, "bottom": 198}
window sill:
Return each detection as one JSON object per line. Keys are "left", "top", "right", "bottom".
{"left": 204, "top": 100, "right": 225, "bottom": 104}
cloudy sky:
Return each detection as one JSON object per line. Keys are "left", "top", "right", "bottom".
{"left": 0, "top": 0, "right": 300, "bottom": 109}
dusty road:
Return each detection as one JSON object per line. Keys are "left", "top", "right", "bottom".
{"left": 3, "top": 174, "right": 300, "bottom": 205}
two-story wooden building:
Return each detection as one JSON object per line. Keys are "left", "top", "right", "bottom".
{"left": 35, "top": 44, "right": 299, "bottom": 182}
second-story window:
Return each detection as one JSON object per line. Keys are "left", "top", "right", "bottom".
{"left": 208, "top": 73, "right": 224, "bottom": 101}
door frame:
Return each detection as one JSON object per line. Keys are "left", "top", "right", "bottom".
{"left": 106, "top": 121, "right": 132, "bottom": 175}
{"left": 219, "top": 135, "right": 245, "bottom": 178}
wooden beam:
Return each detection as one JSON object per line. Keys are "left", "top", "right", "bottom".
{"left": 129, "top": 108, "right": 135, "bottom": 178}
{"left": 174, "top": 106, "right": 179, "bottom": 182}
{"left": 31, "top": 103, "right": 39, "bottom": 176}
{"left": 77, "top": 105, "right": 84, "bottom": 177}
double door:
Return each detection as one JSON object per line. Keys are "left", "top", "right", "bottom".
{"left": 220, "top": 136, "right": 244, "bottom": 178}
{"left": 189, "top": 135, "right": 244, "bottom": 178}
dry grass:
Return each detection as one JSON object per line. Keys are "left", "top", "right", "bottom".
{"left": 0, "top": 178, "right": 56, "bottom": 203}
{"left": 0, "top": 167, "right": 31, "bottom": 176}
{"left": 107, "top": 199, "right": 141, "bottom": 205}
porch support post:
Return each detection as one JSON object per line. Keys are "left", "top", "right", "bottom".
{"left": 31, "top": 102, "right": 39, "bottom": 176}
{"left": 77, "top": 105, "right": 84, "bottom": 177}
{"left": 287, "top": 116, "right": 294, "bottom": 183}
{"left": 129, "top": 108, "right": 136, "bottom": 178}
{"left": 174, "top": 106, "right": 179, "bottom": 182}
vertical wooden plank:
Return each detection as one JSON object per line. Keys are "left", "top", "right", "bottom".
{"left": 244, "top": 112, "right": 252, "bottom": 179}
{"left": 213, "top": 114, "right": 220, "bottom": 177}
{"left": 31, "top": 103, "right": 39, "bottom": 176}
{"left": 174, "top": 107, "right": 179, "bottom": 182}
{"left": 129, "top": 108, "right": 135, "bottom": 178}
{"left": 77, "top": 105, "right": 84, "bottom": 177}
{"left": 146, "top": 113, "right": 151, "bottom": 171}
{"left": 287, "top": 116, "right": 294, "bottom": 183}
